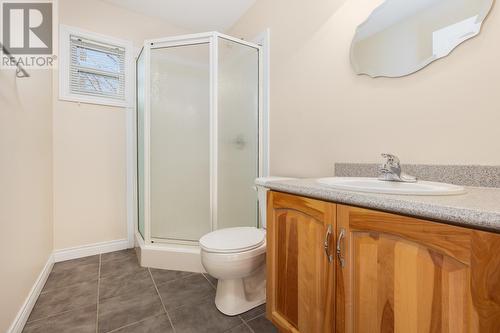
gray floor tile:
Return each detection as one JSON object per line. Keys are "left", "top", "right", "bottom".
{"left": 169, "top": 296, "right": 242, "bottom": 333}
{"left": 157, "top": 274, "right": 215, "bottom": 311}
{"left": 25, "top": 250, "right": 270, "bottom": 333}
{"left": 100, "top": 254, "right": 143, "bottom": 279}
{"left": 240, "top": 303, "right": 266, "bottom": 321}
{"left": 150, "top": 268, "right": 194, "bottom": 286}
{"left": 98, "top": 285, "right": 163, "bottom": 333}
{"left": 246, "top": 314, "right": 278, "bottom": 333}
{"left": 224, "top": 323, "right": 252, "bottom": 333}
{"left": 28, "top": 280, "right": 98, "bottom": 321}
{"left": 101, "top": 249, "right": 137, "bottom": 263}
{"left": 51, "top": 255, "right": 99, "bottom": 273}
{"left": 22, "top": 305, "right": 97, "bottom": 333}
{"left": 43, "top": 261, "right": 98, "bottom": 292}
{"left": 99, "top": 269, "right": 154, "bottom": 301}
{"left": 23, "top": 305, "right": 97, "bottom": 333}
{"left": 111, "top": 314, "right": 173, "bottom": 333}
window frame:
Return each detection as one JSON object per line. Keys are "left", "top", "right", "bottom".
{"left": 59, "top": 25, "right": 133, "bottom": 108}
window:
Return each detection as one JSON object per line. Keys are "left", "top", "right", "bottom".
{"left": 59, "top": 25, "right": 133, "bottom": 107}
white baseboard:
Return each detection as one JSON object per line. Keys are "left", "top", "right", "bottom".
{"left": 53, "top": 239, "right": 130, "bottom": 262}
{"left": 8, "top": 254, "right": 54, "bottom": 333}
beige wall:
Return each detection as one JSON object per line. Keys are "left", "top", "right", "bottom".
{"left": 53, "top": 0, "right": 189, "bottom": 249}
{"left": 229, "top": 0, "right": 500, "bottom": 177}
{"left": 0, "top": 69, "right": 53, "bottom": 331}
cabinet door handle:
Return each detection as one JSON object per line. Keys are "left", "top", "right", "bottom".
{"left": 324, "top": 224, "right": 333, "bottom": 263}
{"left": 337, "top": 228, "right": 346, "bottom": 268}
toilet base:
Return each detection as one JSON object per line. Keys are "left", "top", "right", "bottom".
{"left": 215, "top": 278, "right": 266, "bottom": 316}
{"left": 214, "top": 265, "right": 266, "bottom": 316}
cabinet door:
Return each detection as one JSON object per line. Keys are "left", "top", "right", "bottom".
{"left": 336, "top": 205, "right": 500, "bottom": 333}
{"left": 267, "top": 192, "right": 336, "bottom": 333}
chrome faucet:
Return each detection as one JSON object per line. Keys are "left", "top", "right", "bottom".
{"left": 378, "top": 153, "right": 417, "bottom": 183}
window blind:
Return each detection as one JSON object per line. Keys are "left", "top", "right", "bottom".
{"left": 69, "top": 35, "right": 126, "bottom": 101}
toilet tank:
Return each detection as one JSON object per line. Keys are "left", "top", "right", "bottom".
{"left": 256, "top": 177, "right": 294, "bottom": 229}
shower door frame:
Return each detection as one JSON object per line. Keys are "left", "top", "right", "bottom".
{"left": 136, "top": 31, "right": 266, "bottom": 246}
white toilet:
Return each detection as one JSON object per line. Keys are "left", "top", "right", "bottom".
{"left": 200, "top": 178, "right": 289, "bottom": 316}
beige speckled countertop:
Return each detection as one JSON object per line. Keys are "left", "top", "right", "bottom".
{"left": 256, "top": 178, "right": 500, "bottom": 233}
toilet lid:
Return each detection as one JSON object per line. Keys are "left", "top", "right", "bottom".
{"left": 199, "top": 227, "right": 265, "bottom": 253}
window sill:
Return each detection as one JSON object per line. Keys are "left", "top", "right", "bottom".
{"left": 59, "top": 93, "right": 132, "bottom": 108}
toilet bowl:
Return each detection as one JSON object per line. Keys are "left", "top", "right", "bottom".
{"left": 200, "top": 177, "right": 292, "bottom": 316}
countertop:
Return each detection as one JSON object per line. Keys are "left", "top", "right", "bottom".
{"left": 256, "top": 178, "right": 500, "bottom": 233}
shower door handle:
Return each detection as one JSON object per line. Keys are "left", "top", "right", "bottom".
{"left": 324, "top": 224, "right": 333, "bottom": 263}
{"left": 232, "top": 135, "right": 246, "bottom": 150}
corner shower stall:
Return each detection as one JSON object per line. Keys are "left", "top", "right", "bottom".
{"left": 135, "top": 32, "right": 265, "bottom": 271}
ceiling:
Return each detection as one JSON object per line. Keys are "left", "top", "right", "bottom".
{"left": 101, "top": 0, "right": 256, "bottom": 32}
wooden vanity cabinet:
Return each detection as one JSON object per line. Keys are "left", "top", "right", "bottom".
{"left": 267, "top": 191, "right": 500, "bottom": 333}
{"left": 266, "top": 191, "right": 336, "bottom": 333}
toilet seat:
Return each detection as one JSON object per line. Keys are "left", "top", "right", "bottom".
{"left": 199, "top": 227, "right": 265, "bottom": 254}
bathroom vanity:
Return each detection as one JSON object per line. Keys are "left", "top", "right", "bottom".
{"left": 262, "top": 179, "right": 500, "bottom": 333}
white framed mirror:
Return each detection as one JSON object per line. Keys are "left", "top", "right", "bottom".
{"left": 351, "top": 0, "right": 494, "bottom": 78}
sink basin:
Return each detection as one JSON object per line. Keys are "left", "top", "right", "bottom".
{"left": 316, "top": 177, "right": 466, "bottom": 196}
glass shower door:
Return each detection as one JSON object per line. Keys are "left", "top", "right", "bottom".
{"left": 136, "top": 33, "right": 262, "bottom": 244}
{"left": 149, "top": 43, "right": 211, "bottom": 241}
{"left": 216, "top": 38, "right": 259, "bottom": 230}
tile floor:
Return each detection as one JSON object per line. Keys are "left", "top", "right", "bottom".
{"left": 23, "top": 249, "right": 277, "bottom": 333}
